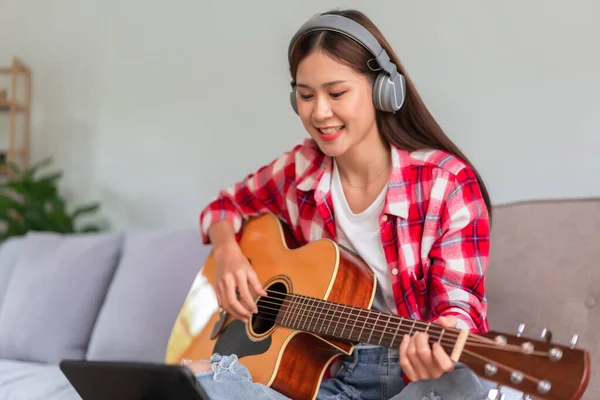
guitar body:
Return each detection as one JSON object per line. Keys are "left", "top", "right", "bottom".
{"left": 166, "top": 213, "right": 377, "bottom": 399}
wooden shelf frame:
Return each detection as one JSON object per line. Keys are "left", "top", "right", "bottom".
{"left": 0, "top": 57, "right": 31, "bottom": 176}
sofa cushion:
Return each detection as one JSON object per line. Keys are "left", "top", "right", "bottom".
{"left": 0, "top": 236, "right": 25, "bottom": 312}
{"left": 0, "top": 231, "right": 123, "bottom": 364}
{"left": 487, "top": 198, "right": 600, "bottom": 399}
{"left": 0, "top": 359, "right": 81, "bottom": 400}
{"left": 85, "top": 230, "right": 210, "bottom": 363}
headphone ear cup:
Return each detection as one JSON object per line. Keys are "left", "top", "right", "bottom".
{"left": 373, "top": 72, "right": 405, "bottom": 113}
{"left": 290, "top": 88, "right": 299, "bottom": 115}
{"left": 373, "top": 72, "right": 394, "bottom": 113}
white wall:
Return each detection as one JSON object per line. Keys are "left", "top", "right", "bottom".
{"left": 0, "top": 0, "right": 599, "bottom": 231}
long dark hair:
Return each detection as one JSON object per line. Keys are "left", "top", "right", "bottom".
{"left": 288, "top": 9, "right": 493, "bottom": 221}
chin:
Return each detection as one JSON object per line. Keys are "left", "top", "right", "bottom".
{"left": 312, "top": 140, "right": 348, "bottom": 158}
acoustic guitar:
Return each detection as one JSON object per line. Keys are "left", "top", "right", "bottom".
{"left": 166, "top": 213, "right": 590, "bottom": 400}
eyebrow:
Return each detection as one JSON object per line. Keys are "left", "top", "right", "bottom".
{"left": 294, "top": 80, "right": 347, "bottom": 89}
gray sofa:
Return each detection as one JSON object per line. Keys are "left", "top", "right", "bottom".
{"left": 0, "top": 198, "right": 596, "bottom": 400}
{"left": 0, "top": 229, "right": 211, "bottom": 400}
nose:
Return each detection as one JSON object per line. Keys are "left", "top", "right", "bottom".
{"left": 311, "top": 95, "right": 333, "bottom": 121}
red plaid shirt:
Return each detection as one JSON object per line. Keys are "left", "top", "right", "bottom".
{"left": 199, "top": 139, "right": 490, "bottom": 334}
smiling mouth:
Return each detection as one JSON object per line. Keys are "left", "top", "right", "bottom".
{"left": 318, "top": 126, "right": 344, "bottom": 135}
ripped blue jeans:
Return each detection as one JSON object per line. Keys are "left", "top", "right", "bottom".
{"left": 193, "top": 345, "right": 496, "bottom": 400}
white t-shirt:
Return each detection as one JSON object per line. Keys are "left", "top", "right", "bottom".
{"left": 330, "top": 160, "right": 397, "bottom": 317}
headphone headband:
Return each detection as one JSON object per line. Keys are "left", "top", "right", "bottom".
{"left": 287, "top": 14, "right": 398, "bottom": 79}
{"left": 287, "top": 13, "right": 406, "bottom": 113}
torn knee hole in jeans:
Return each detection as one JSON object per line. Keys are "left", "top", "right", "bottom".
{"left": 422, "top": 392, "right": 441, "bottom": 400}
{"left": 211, "top": 354, "right": 251, "bottom": 382}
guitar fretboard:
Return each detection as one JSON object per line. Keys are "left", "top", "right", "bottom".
{"left": 274, "top": 294, "right": 457, "bottom": 349}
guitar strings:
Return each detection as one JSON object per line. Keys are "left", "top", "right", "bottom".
{"left": 244, "top": 306, "right": 548, "bottom": 357}
{"left": 253, "top": 301, "right": 547, "bottom": 356}
{"left": 251, "top": 295, "right": 544, "bottom": 355}
{"left": 249, "top": 309, "right": 456, "bottom": 350}
{"left": 264, "top": 289, "right": 482, "bottom": 341}
{"left": 256, "top": 290, "right": 493, "bottom": 345}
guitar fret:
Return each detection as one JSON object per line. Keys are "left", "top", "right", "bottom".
{"left": 319, "top": 299, "right": 331, "bottom": 335}
{"left": 367, "top": 313, "right": 380, "bottom": 343}
{"left": 281, "top": 295, "right": 293, "bottom": 327}
{"left": 357, "top": 309, "right": 367, "bottom": 342}
{"left": 301, "top": 297, "right": 312, "bottom": 331}
{"left": 286, "top": 296, "right": 295, "bottom": 328}
{"left": 409, "top": 320, "right": 416, "bottom": 335}
{"left": 390, "top": 317, "right": 401, "bottom": 347}
{"left": 340, "top": 304, "right": 350, "bottom": 338}
{"left": 307, "top": 298, "right": 318, "bottom": 332}
{"left": 326, "top": 304, "right": 339, "bottom": 336}
{"left": 332, "top": 303, "right": 342, "bottom": 337}
{"left": 319, "top": 300, "right": 330, "bottom": 334}
{"left": 349, "top": 308, "right": 359, "bottom": 341}
{"left": 380, "top": 315, "right": 391, "bottom": 346}
{"left": 294, "top": 297, "right": 307, "bottom": 330}
{"left": 438, "top": 328, "right": 445, "bottom": 344}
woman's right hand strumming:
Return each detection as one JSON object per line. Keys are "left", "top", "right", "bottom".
{"left": 209, "top": 220, "right": 268, "bottom": 323}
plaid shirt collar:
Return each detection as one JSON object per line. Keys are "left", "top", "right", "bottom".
{"left": 295, "top": 143, "right": 411, "bottom": 219}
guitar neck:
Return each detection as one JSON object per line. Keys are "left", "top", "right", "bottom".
{"left": 275, "top": 293, "right": 460, "bottom": 350}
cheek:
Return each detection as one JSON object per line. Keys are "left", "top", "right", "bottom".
{"left": 297, "top": 105, "right": 318, "bottom": 134}
{"left": 297, "top": 104, "right": 312, "bottom": 125}
{"left": 337, "top": 95, "right": 372, "bottom": 125}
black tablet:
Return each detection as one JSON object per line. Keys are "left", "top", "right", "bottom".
{"left": 59, "top": 359, "right": 211, "bottom": 400}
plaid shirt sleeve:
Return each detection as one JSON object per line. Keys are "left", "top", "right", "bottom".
{"left": 198, "top": 145, "right": 301, "bottom": 245}
{"left": 427, "top": 166, "right": 491, "bottom": 333}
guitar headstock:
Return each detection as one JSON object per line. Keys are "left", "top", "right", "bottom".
{"left": 461, "top": 324, "right": 590, "bottom": 400}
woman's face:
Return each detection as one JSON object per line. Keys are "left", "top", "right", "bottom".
{"left": 294, "top": 50, "right": 379, "bottom": 158}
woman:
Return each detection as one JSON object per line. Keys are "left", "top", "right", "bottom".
{"left": 189, "top": 8, "right": 495, "bottom": 400}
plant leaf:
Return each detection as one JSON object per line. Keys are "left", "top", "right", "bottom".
{"left": 71, "top": 203, "right": 100, "bottom": 219}
{"left": 0, "top": 157, "right": 105, "bottom": 242}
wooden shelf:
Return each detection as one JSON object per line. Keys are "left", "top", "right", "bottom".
{"left": 0, "top": 57, "right": 31, "bottom": 177}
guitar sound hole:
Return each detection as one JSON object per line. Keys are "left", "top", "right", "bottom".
{"left": 252, "top": 281, "right": 288, "bottom": 335}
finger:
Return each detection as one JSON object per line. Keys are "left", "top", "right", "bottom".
{"left": 399, "top": 334, "right": 418, "bottom": 381}
{"left": 224, "top": 274, "right": 251, "bottom": 321}
{"left": 413, "top": 332, "right": 433, "bottom": 379}
{"left": 214, "top": 283, "right": 222, "bottom": 309}
{"left": 235, "top": 270, "right": 258, "bottom": 314}
{"left": 436, "top": 315, "right": 457, "bottom": 329}
{"left": 247, "top": 267, "right": 267, "bottom": 297}
{"left": 407, "top": 333, "right": 429, "bottom": 380}
{"left": 218, "top": 278, "right": 239, "bottom": 319}
{"left": 432, "top": 343, "right": 455, "bottom": 374}
{"left": 216, "top": 281, "right": 230, "bottom": 314}
{"left": 415, "top": 332, "right": 440, "bottom": 378}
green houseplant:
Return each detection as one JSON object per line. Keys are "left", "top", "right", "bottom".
{"left": 0, "top": 157, "right": 104, "bottom": 241}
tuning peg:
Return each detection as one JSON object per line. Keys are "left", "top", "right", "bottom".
{"left": 570, "top": 334, "right": 579, "bottom": 349}
{"left": 522, "top": 395, "right": 532, "bottom": 400}
{"left": 487, "top": 388, "right": 506, "bottom": 400}
{"left": 540, "top": 327, "right": 552, "bottom": 343}
{"left": 517, "top": 323, "right": 525, "bottom": 337}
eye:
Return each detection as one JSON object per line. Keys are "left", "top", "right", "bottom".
{"left": 330, "top": 91, "right": 347, "bottom": 99}
{"left": 300, "top": 94, "right": 313, "bottom": 100}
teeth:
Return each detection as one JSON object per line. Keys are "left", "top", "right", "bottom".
{"left": 319, "top": 126, "right": 343, "bottom": 135}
